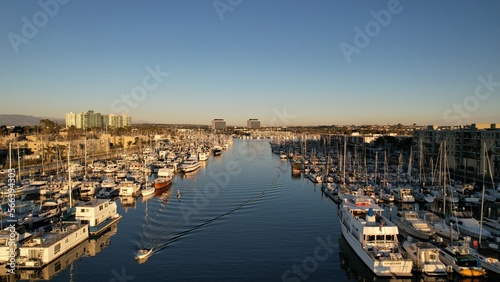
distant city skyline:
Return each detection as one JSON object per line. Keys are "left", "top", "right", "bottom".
{"left": 1, "top": 1, "right": 499, "bottom": 126}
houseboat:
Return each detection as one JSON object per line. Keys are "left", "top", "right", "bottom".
{"left": 17, "top": 223, "right": 89, "bottom": 268}
{"left": 75, "top": 198, "right": 122, "bottom": 236}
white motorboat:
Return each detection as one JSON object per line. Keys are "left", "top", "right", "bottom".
{"left": 450, "top": 211, "right": 492, "bottom": 240}
{"left": 402, "top": 238, "right": 447, "bottom": 276}
{"left": 118, "top": 180, "right": 141, "bottom": 197}
{"left": 468, "top": 247, "right": 500, "bottom": 274}
{"left": 136, "top": 248, "right": 153, "bottom": 261}
{"left": 391, "top": 187, "right": 415, "bottom": 203}
{"left": 141, "top": 185, "right": 155, "bottom": 197}
{"left": 338, "top": 194, "right": 413, "bottom": 277}
{"left": 198, "top": 151, "right": 209, "bottom": 161}
{"left": 393, "top": 211, "right": 434, "bottom": 240}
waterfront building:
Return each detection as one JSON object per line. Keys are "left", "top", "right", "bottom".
{"left": 247, "top": 119, "right": 260, "bottom": 129}
{"left": 65, "top": 111, "right": 131, "bottom": 129}
{"left": 212, "top": 119, "right": 226, "bottom": 130}
{"left": 413, "top": 123, "right": 500, "bottom": 182}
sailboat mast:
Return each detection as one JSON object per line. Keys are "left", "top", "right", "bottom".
{"left": 17, "top": 145, "right": 21, "bottom": 183}
{"left": 343, "top": 136, "right": 346, "bottom": 188}
{"left": 419, "top": 138, "right": 423, "bottom": 186}
{"left": 7, "top": 143, "right": 11, "bottom": 172}
{"left": 408, "top": 147, "right": 412, "bottom": 186}
{"left": 479, "top": 142, "right": 487, "bottom": 243}
{"left": 84, "top": 137, "right": 87, "bottom": 178}
{"left": 442, "top": 142, "right": 446, "bottom": 218}
{"left": 68, "top": 143, "right": 72, "bottom": 209}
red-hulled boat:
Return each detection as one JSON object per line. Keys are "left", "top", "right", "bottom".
{"left": 153, "top": 176, "right": 172, "bottom": 189}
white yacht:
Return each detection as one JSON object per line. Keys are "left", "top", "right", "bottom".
{"left": 0, "top": 226, "right": 32, "bottom": 264}
{"left": 117, "top": 180, "right": 142, "bottom": 197}
{"left": 338, "top": 195, "right": 413, "bottom": 277}
{"left": 180, "top": 156, "right": 201, "bottom": 173}
{"left": 402, "top": 238, "right": 447, "bottom": 276}
{"left": 391, "top": 187, "right": 415, "bottom": 203}
{"left": 96, "top": 180, "right": 119, "bottom": 198}
{"left": 450, "top": 211, "right": 492, "bottom": 241}
{"left": 198, "top": 151, "right": 209, "bottom": 161}
{"left": 419, "top": 211, "right": 460, "bottom": 241}
{"left": 392, "top": 211, "right": 434, "bottom": 240}
{"left": 80, "top": 180, "right": 101, "bottom": 197}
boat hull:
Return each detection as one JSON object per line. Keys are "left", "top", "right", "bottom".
{"left": 393, "top": 217, "right": 431, "bottom": 240}
{"left": 340, "top": 216, "right": 413, "bottom": 277}
{"left": 154, "top": 178, "right": 172, "bottom": 189}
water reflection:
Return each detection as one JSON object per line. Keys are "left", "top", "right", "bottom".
{"left": 13, "top": 222, "right": 118, "bottom": 281}
{"left": 119, "top": 196, "right": 137, "bottom": 212}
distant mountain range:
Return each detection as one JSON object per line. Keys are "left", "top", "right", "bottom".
{"left": 0, "top": 115, "right": 65, "bottom": 126}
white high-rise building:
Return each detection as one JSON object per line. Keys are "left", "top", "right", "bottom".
{"left": 65, "top": 111, "right": 132, "bottom": 129}
{"left": 211, "top": 119, "right": 226, "bottom": 130}
{"left": 247, "top": 119, "right": 260, "bottom": 129}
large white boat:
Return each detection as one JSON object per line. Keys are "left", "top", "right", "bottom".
{"left": 158, "top": 167, "right": 174, "bottom": 177}
{"left": 117, "top": 180, "right": 142, "bottom": 197}
{"left": 468, "top": 247, "right": 500, "bottom": 274}
{"left": 338, "top": 195, "right": 413, "bottom": 277}
{"left": 75, "top": 198, "right": 122, "bottom": 236}
{"left": 141, "top": 185, "right": 155, "bottom": 197}
{"left": 18, "top": 199, "right": 68, "bottom": 231}
{"left": 0, "top": 226, "right": 32, "bottom": 264}
{"left": 392, "top": 211, "right": 434, "bottom": 240}
{"left": 419, "top": 211, "right": 460, "bottom": 241}
{"left": 482, "top": 217, "right": 500, "bottom": 237}
{"left": 402, "top": 238, "right": 447, "bottom": 276}
{"left": 198, "top": 151, "right": 209, "bottom": 161}
{"left": 450, "top": 211, "right": 492, "bottom": 241}
{"left": 439, "top": 239, "right": 486, "bottom": 277}
{"left": 17, "top": 223, "right": 89, "bottom": 268}
{"left": 96, "top": 180, "right": 120, "bottom": 199}
{"left": 180, "top": 156, "right": 201, "bottom": 173}
{"left": 391, "top": 187, "right": 415, "bottom": 203}
{"left": 80, "top": 180, "right": 101, "bottom": 197}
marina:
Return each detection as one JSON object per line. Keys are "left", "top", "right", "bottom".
{"left": 1, "top": 137, "right": 500, "bottom": 281}
{"left": 3, "top": 0, "right": 499, "bottom": 280}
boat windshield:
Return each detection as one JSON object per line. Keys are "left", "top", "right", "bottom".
{"left": 456, "top": 256, "right": 479, "bottom": 267}
{"left": 405, "top": 213, "right": 418, "bottom": 220}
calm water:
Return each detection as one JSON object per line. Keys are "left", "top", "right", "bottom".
{"left": 14, "top": 139, "right": 493, "bottom": 281}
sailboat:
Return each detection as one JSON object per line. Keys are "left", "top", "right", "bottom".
{"left": 422, "top": 141, "right": 460, "bottom": 241}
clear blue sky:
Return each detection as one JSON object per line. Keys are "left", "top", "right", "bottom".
{"left": 1, "top": 0, "right": 499, "bottom": 126}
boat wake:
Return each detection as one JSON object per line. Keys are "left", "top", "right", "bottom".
{"left": 151, "top": 191, "right": 266, "bottom": 253}
{"left": 136, "top": 149, "right": 285, "bottom": 257}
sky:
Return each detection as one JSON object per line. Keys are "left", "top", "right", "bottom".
{"left": 1, "top": 0, "right": 499, "bottom": 127}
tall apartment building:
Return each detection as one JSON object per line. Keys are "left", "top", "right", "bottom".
{"left": 65, "top": 111, "right": 131, "bottom": 129}
{"left": 413, "top": 123, "right": 500, "bottom": 183}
